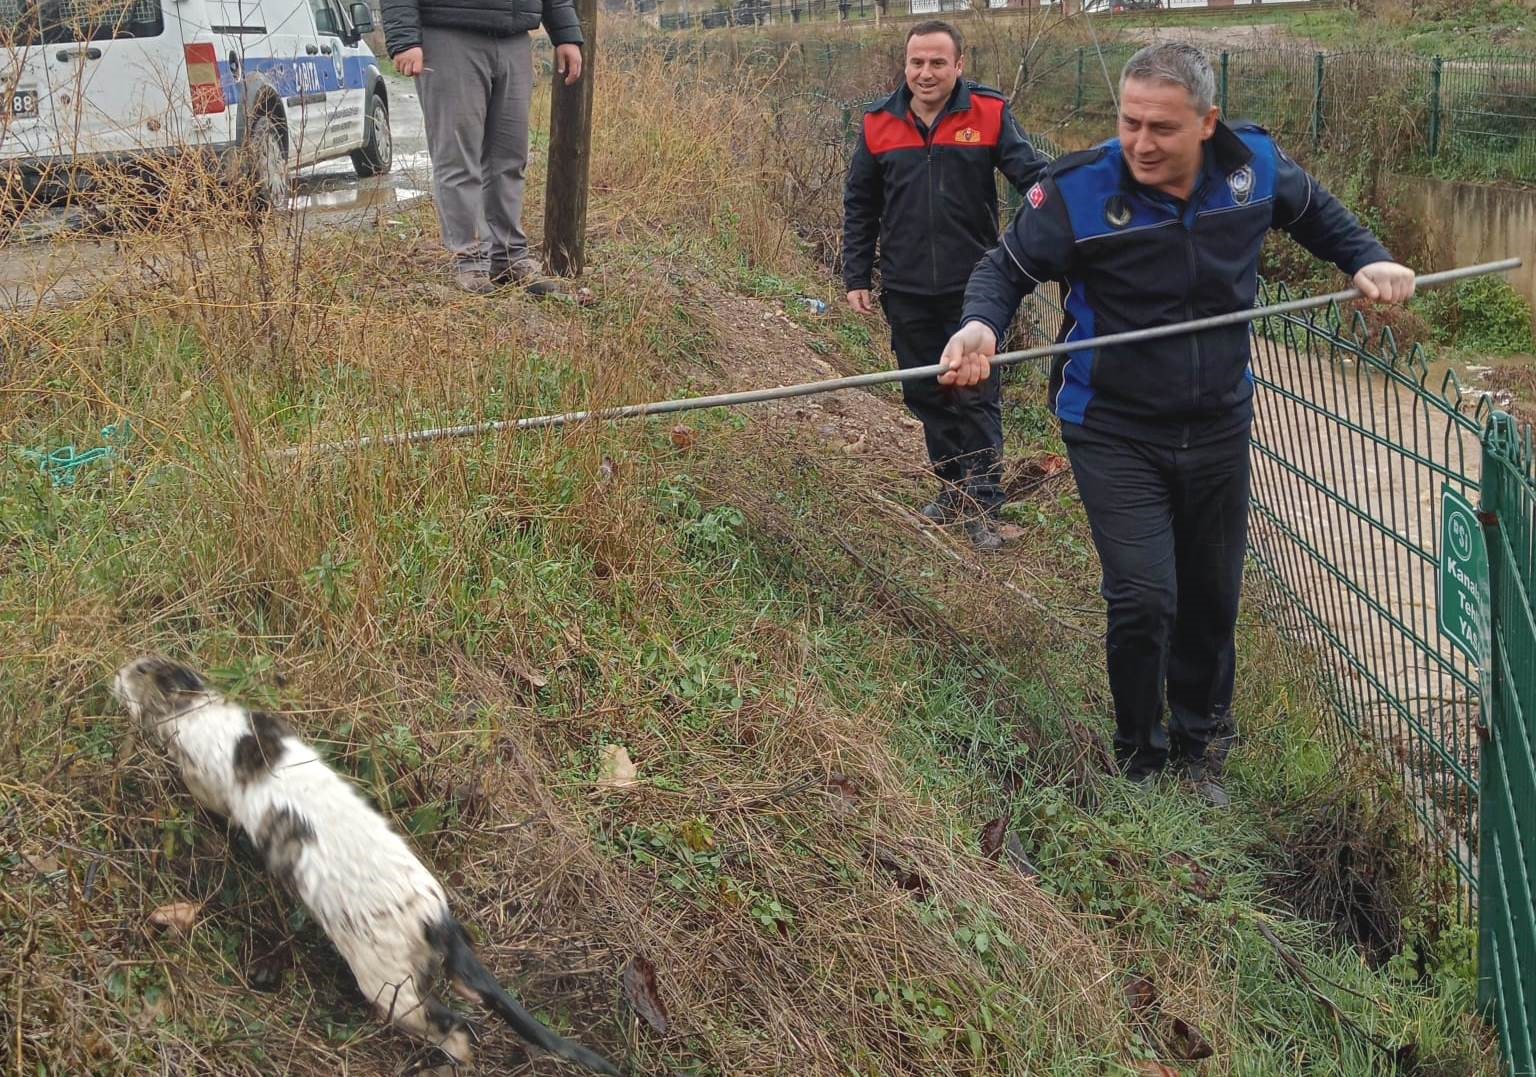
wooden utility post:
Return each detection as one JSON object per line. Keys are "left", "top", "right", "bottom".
{"left": 543, "top": 0, "right": 598, "bottom": 277}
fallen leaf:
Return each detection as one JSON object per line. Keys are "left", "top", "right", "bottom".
{"left": 979, "top": 818, "right": 1007, "bottom": 860}
{"left": 669, "top": 424, "right": 698, "bottom": 450}
{"left": 1123, "top": 973, "right": 1159, "bottom": 1014}
{"left": 621, "top": 954, "right": 670, "bottom": 1034}
{"left": 874, "top": 849, "right": 930, "bottom": 901}
{"left": 508, "top": 663, "right": 548, "bottom": 689}
{"left": 1001, "top": 833, "right": 1041, "bottom": 879}
{"left": 1167, "top": 1015, "right": 1215, "bottom": 1060}
{"left": 595, "top": 744, "right": 639, "bottom": 791}
{"left": 1167, "top": 851, "right": 1215, "bottom": 899}
{"left": 1027, "top": 453, "right": 1069, "bottom": 479}
{"left": 679, "top": 818, "right": 715, "bottom": 852}
{"left": 23, "top": 852, "right": 62, "bottom": 876}
{"left": 825, "top": 774, "right": 860, "bottom": 818}
{"left": 1005, "top": 452, "right": 1072, "bottom": 499}
{"left": 148, "top": 901, "right": 202, "bottom": 934}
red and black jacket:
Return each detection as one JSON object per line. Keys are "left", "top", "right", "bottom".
{"left": 842, "top": 81, "right": 1044, "bottom": 296}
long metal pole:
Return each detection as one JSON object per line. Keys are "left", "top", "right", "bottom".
{"left": 270, "top": 258, "right": 1520, "bottom": 460}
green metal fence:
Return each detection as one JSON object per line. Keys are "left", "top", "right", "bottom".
{"left": 1479, "top": 412, "right": 1536, "bottom": 1076}
{"left": 683, "top": 33, "right": 1536, "bottom": 182}
{"left": 1009, "top": 44, "right": 1536, "bottom": 182}
{"left": 1242, "top": 295, "right": 1484, "bottom": 888}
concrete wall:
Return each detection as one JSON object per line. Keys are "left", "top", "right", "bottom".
{"left": 1387, "top": 173, "right": 1536, "bottom": 326}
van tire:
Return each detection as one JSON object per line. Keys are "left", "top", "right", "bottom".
{"left": 351, "top": 92, "right": 392, "bottom": 179}
{"left": 236, "top": 113, "right": 289, "bottom": 211}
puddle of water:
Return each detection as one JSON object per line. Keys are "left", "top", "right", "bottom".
{"left": 289, "top": 185, "right": 429, "bottom": 214}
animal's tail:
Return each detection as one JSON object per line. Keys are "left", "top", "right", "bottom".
{"left": 433, "top": 917, "right": 621, "bottom": 1076}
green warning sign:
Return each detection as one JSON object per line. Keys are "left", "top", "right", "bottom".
{"left": 1439, "top": 484, "right": 1491, "bottom": 668}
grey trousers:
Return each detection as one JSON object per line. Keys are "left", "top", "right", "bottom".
{"left": 417, "top": 26, "right": 533, "bottom": 273}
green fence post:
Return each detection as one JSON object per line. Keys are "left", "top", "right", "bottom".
{"left": 1311, "top": 51, "right": 1325, "bottom": 150}
{"left": 1429, "top": 55, "right": 1443, "bottom": 159}
{"left": 1075, "top": 46, "right": 1085, "bottom": 114}
{"left": 1219, "top": 51, "right": 1229, "bottom": 116}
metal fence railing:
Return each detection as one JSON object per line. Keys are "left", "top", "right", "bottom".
{"left": 655, "top": 0, "right": 1323, "bottom": 32}
{"left": 1244, "top": 298, "right": 1485, "bottom": 887}
{"left": 1478, "top": 412, "right": 1536, "bottom": 1077}
{"left": 672, "top": 29, "right": 1536, "bottom": 183}
{"left": 1010, "top": 44, "right": 1536, "bottom": 182}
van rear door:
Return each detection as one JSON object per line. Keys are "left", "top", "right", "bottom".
{"left": 1, "top": 0, "right": 187, "bottom": 161}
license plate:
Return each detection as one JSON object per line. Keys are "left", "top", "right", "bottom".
{"left": 7, "top": 87, "right": 39, "bottom": 120}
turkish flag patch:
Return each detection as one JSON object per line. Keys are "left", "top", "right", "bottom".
{"left": 1026, "top": 182, "right": 1046, "bottom": 209}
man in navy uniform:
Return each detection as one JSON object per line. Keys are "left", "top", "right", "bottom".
{"left": 939, "top": 42, "right": 1415, "bottom": 802}
{"left": 843, "top": 20, "right": 1045, "bottom": 550}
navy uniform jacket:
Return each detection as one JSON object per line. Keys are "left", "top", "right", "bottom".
{"left": 962, "top": 121, "right": 1391, "bottom": 446}
{"left": 843, "top": 81, "right": 1045, "bottom": 296}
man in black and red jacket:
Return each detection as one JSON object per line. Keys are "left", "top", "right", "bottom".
{"left": 843, "top": 20, "right": 1045, "bottom": 550}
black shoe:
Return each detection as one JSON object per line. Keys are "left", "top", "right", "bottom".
{"left": 965, "top": 518, "right": 1004, "bottom": 552}
{"left": 1182, "top": 759, "right": 1230, "bottom": 808}
{"left": 493, "top": 258, "right": 567, "bottom": 299}
{"left": 1206, "top": 724, "right": 1238, "bottom": 776}
{"left": 919, "top": 492, "right": 963, "bottom": 524}
{"left": 454, "top": 268, "right": 496, "bottom": 295}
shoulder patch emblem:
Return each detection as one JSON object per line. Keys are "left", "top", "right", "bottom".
{"left": 954, "top": 127, "right": 981, "bottom": 144}
{"left": 1026, "top": 182, "right": 1046, "bottom": 210}
{"left": 1228, "top": 165, "right": 1255, "bottom": 205}
{"left": 1104, "top": 195, "right": 1132, "bottom": 229}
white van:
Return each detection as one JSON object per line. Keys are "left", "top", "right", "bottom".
{"left": 1, "top": 0, "right": 393, "bottom": 206}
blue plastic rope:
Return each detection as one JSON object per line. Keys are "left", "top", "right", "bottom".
{"left": 20, "top": 420, "right": 133, "bottom": 486}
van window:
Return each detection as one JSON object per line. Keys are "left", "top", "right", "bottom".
{"left": 1, "top": 0, "right": 164, "bottom": 44}
{"left": 307, "top": 0, "right": 340, "bottom": 35}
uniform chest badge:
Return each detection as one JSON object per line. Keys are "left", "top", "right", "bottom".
{"left": 1228, "top": 165, "right": 1255, "bottom": 205}
{"left": 1105, "top": 195, "right": 1132, "bottom": 229}
{"left": 954, "top": 127, "right": 981, "bottom": 143}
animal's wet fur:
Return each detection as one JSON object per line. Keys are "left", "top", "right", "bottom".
{"left": 233, "top": 711, "right": 294, "bottom": 785}
{"left": 112, "top": 655, "right": 619, "bottom": 1075}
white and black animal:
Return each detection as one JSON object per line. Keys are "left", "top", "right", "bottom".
{"left": 112, "top": 655, "right": 619, "bottom": 1075}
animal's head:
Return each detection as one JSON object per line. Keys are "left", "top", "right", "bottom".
{"left": 111, "top": 656, "right": 213, "bottom": 739}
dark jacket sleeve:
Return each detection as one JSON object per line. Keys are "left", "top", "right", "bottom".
{"left": 963, "top": 176, "right": 1075, "bottom": 340}
{"left": 541, "top": 0, "right": 584, "bottom": 46}
{"left": 842, "top": 121, "right": 882, "bottom": 292}
{"left": 994, "top": 108, "right": 1046, "bottom": 195}
{"left": 1271, "top": 143, "right": 1391, "bottom": 275}
{"left": 380, "top": 0, "right": 421, "bottom": 56}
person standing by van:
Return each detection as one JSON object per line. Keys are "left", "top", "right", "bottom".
{"left": 382, "top": 0, "right": 583, "bottom": 295}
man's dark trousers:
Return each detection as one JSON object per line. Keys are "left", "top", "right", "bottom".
{"left": 1061, "top": 420, "right": 1250, "bottom": 779}
{"left": 882, "top": 289, "right": 1004, "bottom": 515}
